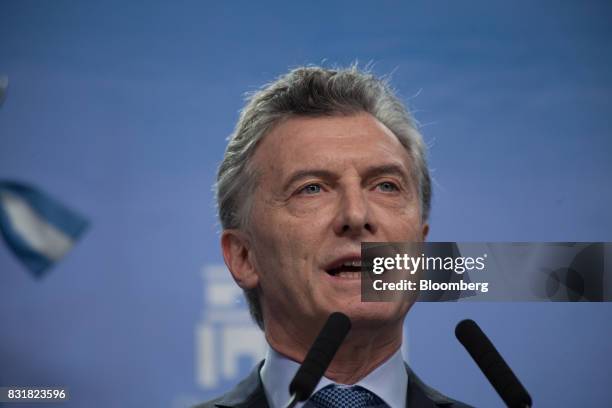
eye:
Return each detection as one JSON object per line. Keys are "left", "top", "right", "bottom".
{"left": 298, "top": 183, "right": 322, "bottom": 195}
{"left": 377, "top": 181, "right": 399, "bottom": 192}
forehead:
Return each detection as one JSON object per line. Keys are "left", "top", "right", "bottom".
{"left": 251, "top": 113, "right": 413, "bottom": 177}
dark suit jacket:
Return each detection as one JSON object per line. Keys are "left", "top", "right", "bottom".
{"left": 194, "top": 361, "right": 473, "bottom": 408}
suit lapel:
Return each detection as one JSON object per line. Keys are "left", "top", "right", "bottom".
{"left": 213, "top": 361, "right": 269, "bottom": 408}
{"left": 405, "top": 363, "right": 456, "bottom": 407}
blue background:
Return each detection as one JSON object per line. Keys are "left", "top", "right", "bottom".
{"left": 1, "top": 1, "right": 611, "bottom": 406}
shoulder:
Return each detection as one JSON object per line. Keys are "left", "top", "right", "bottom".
{"left": 192, "top": 396, "right": 223, "bottom": 408}
{"left": 192, "top": 361, "right": 268, "bottom": 408}
{"left": 405, "top": 363, "right": 474, "bottom": 407}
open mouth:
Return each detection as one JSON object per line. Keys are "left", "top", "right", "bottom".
{"left": 325, "top": 259, "right": 362, "bottom": 279}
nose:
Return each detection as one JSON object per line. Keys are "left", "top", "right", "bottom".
{"left": 333, "top": 186, "right": 377, "bottom": 237}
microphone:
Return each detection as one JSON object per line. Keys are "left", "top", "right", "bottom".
{"left": 285, "top": 312, "right": 352, "bottom": 408}
{"left": 455, "top": 319, "right": 532, "bottom": 408}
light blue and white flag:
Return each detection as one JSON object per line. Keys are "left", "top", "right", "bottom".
{"left": 0, "top": 181, "right": 89, "bottom": 277}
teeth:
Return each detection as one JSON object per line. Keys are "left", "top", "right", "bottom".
{"left": 335, "top": 271, "right": 361, "bottom": 279}
{"left": 341, "top": 260, "right": 362, "bottom": 267}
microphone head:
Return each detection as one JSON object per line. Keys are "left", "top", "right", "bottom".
{"left": 456, "top": 319, "right": 532, "bottom": 408}
{"left": 289, "top": 312, "right": 352, "bottom": 401}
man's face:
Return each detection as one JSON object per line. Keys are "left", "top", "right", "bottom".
{"left": 240, "top": 113, "right": 427, "bottom": 331}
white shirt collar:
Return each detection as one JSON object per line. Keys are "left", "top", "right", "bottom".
{"left": 260, "top": 345, "right": 408, "bottom": 408}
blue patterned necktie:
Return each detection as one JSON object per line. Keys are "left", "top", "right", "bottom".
{"left": 308, "top": 384, "right": 386, "bottom": 408}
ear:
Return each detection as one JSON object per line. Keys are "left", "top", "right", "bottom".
{"left": 421, "top": 223, "right": 429, "bottom": 241}
{"left": 221, "top": 229, "right": 259, "bottom": 289}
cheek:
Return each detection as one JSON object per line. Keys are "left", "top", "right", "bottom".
{"left": 399, "top": 220, "right": 424, "bottom": 240}
{"left": 251, "top": 222, "right": 315, "bottom": 281}
{"left": 372, "top": 205, "right": 423, "bottom": 237}
{"left": 281, "top": 222, "right": 323, "bottom": 266}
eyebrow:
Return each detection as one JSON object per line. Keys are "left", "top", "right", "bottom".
{"left": 282, "top": 163, "right": 412, "bottom": 192}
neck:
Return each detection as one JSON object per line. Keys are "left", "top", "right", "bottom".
{"left": 265, "top": 318, "right": 403, "bottom": 384}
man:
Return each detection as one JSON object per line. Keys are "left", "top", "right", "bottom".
{"left": 197, "top": 66, "right": 471, "bottom": 407}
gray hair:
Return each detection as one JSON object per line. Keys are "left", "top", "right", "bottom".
{"left": 216, "top": 65, "right": 431, "bottom": 329}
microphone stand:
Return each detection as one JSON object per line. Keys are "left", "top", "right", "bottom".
{"left": 282, "top": 312, "right": 352, "bottom": 408}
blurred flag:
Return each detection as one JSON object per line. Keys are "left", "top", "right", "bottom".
{"left": 0, "top": 181, "right": 89, "bottom": 277}
{"left": 0, "top": 75, "right": 7, "bottom": 106}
